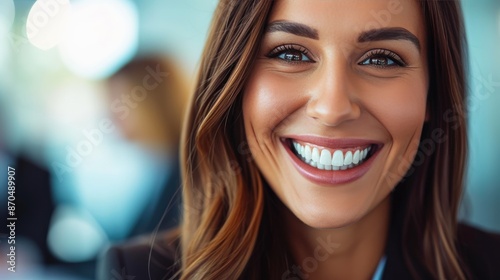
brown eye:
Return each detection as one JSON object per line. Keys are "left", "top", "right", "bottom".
{"left": 280, "top": 50, "right": 306, "bottom": 61}
{"left": 359, "top": 49, "right": 406, "bottom": 68}
{"left": 362, "top": 57, "right": 395, "bottom": 66}
{"left": 267, "top": 44, "right": 314, "bottom": 63}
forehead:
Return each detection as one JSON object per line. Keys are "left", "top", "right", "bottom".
{"left": 269, "top": 0, "right": 426, "bottom": 46}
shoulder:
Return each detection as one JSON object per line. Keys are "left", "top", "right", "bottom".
{"left": 457, "top": 222, "right": 500, "bottom": 279}
{"left": 96, "top": 229, "right": 181, "bottom": 280}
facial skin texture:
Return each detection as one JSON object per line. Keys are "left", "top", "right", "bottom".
{"left": 243, "top": 0, "right": 428, "bottom": 277}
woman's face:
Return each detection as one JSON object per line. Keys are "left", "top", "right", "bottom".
{"left": 243, "top": 0, "right": 428, "bottom": 228}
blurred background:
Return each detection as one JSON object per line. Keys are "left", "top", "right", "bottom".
{"left": 0, "top": 0, "right": 498, "bottom": 279}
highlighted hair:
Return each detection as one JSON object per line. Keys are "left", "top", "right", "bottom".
{"left": 180, "top": 1, "right": 470, "bottom": 279}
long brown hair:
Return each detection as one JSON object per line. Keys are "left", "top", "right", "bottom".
{"left": 398, "top": 2, "right": 470, "bottom": 279}
{"left": 180, "top": 0, "right": 469, "bottom": 279}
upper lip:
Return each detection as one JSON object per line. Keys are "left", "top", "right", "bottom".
{"left": 282, "top": 135, "right": 383, "bottom": 149}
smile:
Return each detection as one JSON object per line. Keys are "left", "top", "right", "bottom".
{"left": 282, "top": 136, "right": 382, "bottom": 185}
{"left": 292, "top": 140, "right": 372, "bottom": 171}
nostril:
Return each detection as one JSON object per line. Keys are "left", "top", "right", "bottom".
{"left": 306, "top": 97, "right": 361, "bottom": 127}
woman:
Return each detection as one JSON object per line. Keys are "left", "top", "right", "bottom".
{"left": 98, "top": 0, "right": 500, "bottom": 279}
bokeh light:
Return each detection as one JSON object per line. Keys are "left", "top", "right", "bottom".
{"left": 58, "top": 0, "right": 139, "bottom": 79}
{"left": 1, "top": 1, "right": 499, "bottom": 279}
{"left": 47, "top": 206, "right": 108, "bottom": 263}
{"left": 26, "top": 0, "right": 71, "bottom": 50}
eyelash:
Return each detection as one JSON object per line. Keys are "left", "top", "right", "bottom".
{"left": 266, "top": 44, "right": 314, "bottom": 64}
{"left": 359, "top": 49, "right": 407, "bottom": 68}
{"left": 267, "top": 45, "right": 407, "bottom": 68}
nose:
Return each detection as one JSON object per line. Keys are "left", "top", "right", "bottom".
{"left": 306, "top": 60, "right": 361, "bottom": 127}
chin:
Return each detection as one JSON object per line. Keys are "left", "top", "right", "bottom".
{"left": 289, "top": 201, "right": 369, "bottom": 230}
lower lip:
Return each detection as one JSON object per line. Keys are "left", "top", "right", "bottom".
{"left": 283, "top": 140, "right": 381, "bottom": 185}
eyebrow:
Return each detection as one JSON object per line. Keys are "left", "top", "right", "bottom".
{"left": 266, "top": 21, "right": 420, "bottom": 51}
{"left": 358, "top": 27, "right": 421, "bottom": 51}
{"left": 266, "top": 20, "right": 319, "bottom": 40}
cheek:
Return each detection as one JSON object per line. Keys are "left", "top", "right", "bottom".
{"left": 364, "top": 78, "right": 427, "bottom": 142}
{"left": 243, "top": 71, "right": 303, "bottom": 139}
{"left": 242, "top": 70, "right": 306, "bottom": 190}
{"left": 363, "top": 78, "right": 428, "bottom": 182}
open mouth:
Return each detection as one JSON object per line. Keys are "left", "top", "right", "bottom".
{"left": 286, "top": 138, "right": 379, "bottom": 171}
{"left": 281, "top": 137, "right": 382, "bottom": 185}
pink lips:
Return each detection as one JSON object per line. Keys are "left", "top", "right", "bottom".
{"left": 282, "top": 135, "right": 383, "bottom": 185}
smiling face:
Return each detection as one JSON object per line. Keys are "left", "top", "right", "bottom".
{"left": 242, "top": 0, "right": 428, "bottom": 228}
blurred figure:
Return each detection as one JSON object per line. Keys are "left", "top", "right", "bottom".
{"left": 43, "top": 56, "right": 189, "bottom": 279}
{"left": 0, "top": 99, "right": 57, "bottom": 273}
{"left": 106, "top": 56, "right": 189, "bottom": 235}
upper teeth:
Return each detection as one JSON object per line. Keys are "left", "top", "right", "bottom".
{"left": 292, "top": 141, "right": 371, "bottom": 170}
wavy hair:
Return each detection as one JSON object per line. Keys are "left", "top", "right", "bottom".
{"left": 180, "top": 0, "right": 469, "bottom": 279}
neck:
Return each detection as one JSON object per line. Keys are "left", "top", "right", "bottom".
{"left": 284, "top": 196, "right": 391, "bottom": 280}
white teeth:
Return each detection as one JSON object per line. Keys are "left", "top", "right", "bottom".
{"left": 312, "top": 148, "right": 320, "bottom": 162}
{"left": 344, "top": 151, "right": 353, "bottom": 165}
{"left": 292, "top": 141, "right": 373, "bottom": 171}
{"left": 332, "top": 150, "right": 344, "bottom": 167}
{"left": 353, "top": 150, "right": 360, "bottom": 164}
{"left": 304, "top": 145, "right": 312, "bottom": 161}
{"left": 319, "top": 149, "right": 332, "bottom": 165}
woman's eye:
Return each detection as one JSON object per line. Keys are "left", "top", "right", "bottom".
{"left": 360, "top": 57, "right": 396, "bottom": 66}
{"left": 267, "top": 44, "right": 314, "bottom": 63}
{"left": 359, "top": 49, "right": 406, "bottom": 68}
{"left": 277, "top": 50, "right": 310, "bottom": 62}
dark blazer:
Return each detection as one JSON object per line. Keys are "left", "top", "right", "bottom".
{"left": 97, "top": 221, "right": 500, "bottom": 280}
{"left": 97, "top": 231, "right": 180, "bottom": 280}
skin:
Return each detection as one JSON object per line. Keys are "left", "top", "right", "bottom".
{"left": 242, "top": 0, "right": 428, "bottom": 278}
